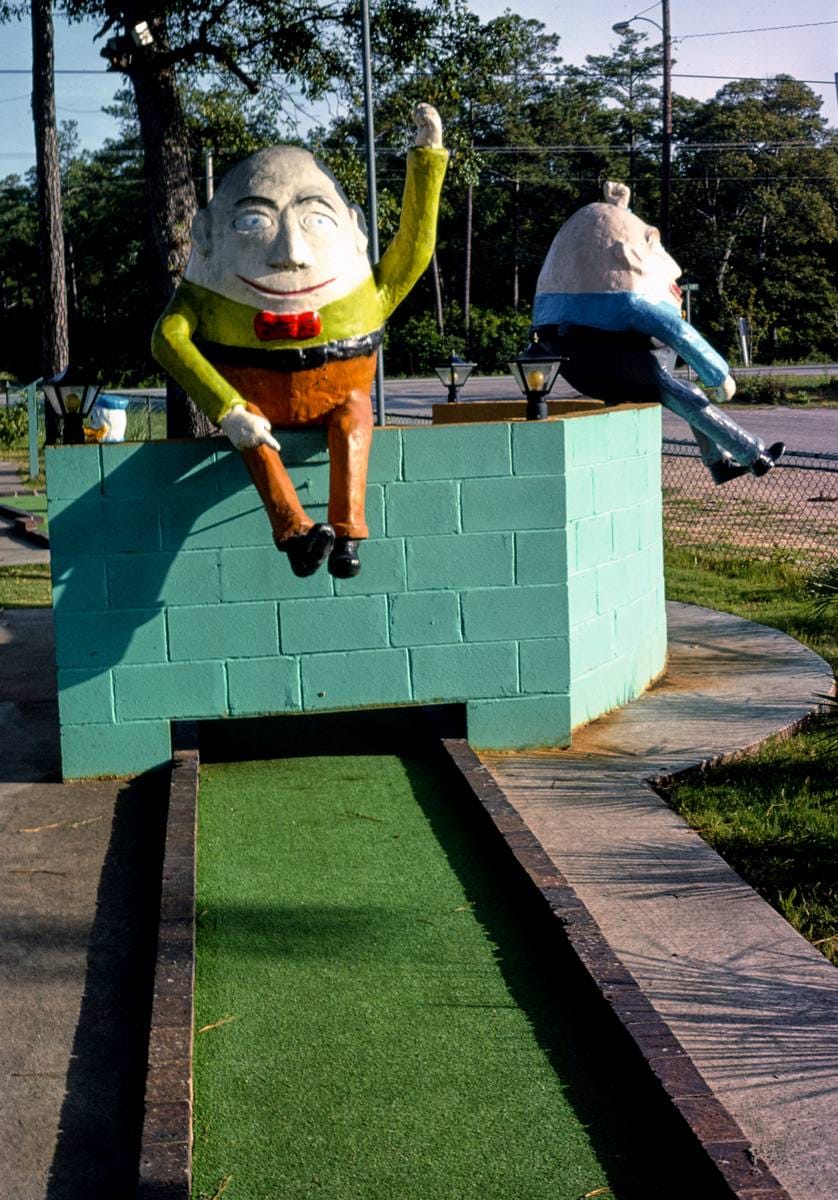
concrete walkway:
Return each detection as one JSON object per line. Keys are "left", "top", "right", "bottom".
{"left": 481, "top": 602, "right": 837, "bottom": 1200}
{"left": 0, "top": 460, "right": 49, "bottom": 564}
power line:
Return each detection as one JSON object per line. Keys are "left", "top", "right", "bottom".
{"left": 679, "top": 20, "right": 838, "bottom": 39}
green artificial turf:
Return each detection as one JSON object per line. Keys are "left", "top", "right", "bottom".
{"left": 194, "top": 739, "right": 719, "bottom": 1200}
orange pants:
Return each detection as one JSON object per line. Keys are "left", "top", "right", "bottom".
{"left": 211, "top": 352, "right": 376, "bottom": 542}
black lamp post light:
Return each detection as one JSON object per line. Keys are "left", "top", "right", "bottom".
{"left": 508, "top": 336, "right": 564, "bottom": 421}
{"left": 435, "top": 353, "right": 477, "bottom": 403}
{"left": 42, "top": 368, "right": 101, "bottom": 445}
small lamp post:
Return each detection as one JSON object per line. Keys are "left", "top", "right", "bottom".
{"left": 435, "top": 353, "right": 477, "bottom": 403}
{"left": 42, "top": 368, "right": 101, "bottom": 445}
{"left": 508, "top": 335, "right": 564, "bottom": 421}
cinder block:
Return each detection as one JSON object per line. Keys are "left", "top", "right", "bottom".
{"left": 301, "top": 648, "right": 411, "bottom": 710}
{"left": 615, "top": 593, "right": 659, "bottom": 648}
{"left": 605, "top": 407, "right": 641, "bottom": 460}
{"left": 367, "top": 428, "right": 402, "bottom": 482}
{"left": 281, "top": 462, "right": 331, "bottom": 507}
{"left": 271, "top": 428, "right": 330, "bottom": 466}
{"left": 573, "top": 512, "right": 614, "bottom": 571}
{"left": 570, "top": 611, "right": 616, "bottom": 679}
{"left": 596, "top": 552, "right": 650, "bottom": 614}
{"left": 57, "top": 668, "right": 115, "bottom": 725}
{"left": 566, "top": 468, "right": 595, "bottom": 521}
{"left": 461, "top": 476, "right": 565, "bottom": 532}
{"left": 519, "top": 638, "right": 570, "bottom": 694}
{"left": 462, "top": 585, "right": 567, "bottom": 642}
{"left": 334, "top": 539, "right": 406, "bottom": 596}
{"left": 45, "top": 444, "right": 101, "bottom": 499}
{"left": 51, "top": 496, "right": 163, "bottom": 557}
{"left": 220, "top": 545, "right": 333, "bottom": 602}
{"left": 612, "top": 505, "right": 642, "bottom": 554}
{"left": 101, "top": 440, "right": 218, "bottom": 499}
{"left": 515, "top": 530, "right": 569, "bottom": 585}
{"left": 402, "top": 424, "right": 511, "bottom": 481}
{"left": 107, "top": 550, "right": 220, "bottom": 609}
{"left": 467, "top": 694, "right": 571, "bottom": 749}
{"left": 411, "top": 641, "right": 518, "bottom": 701}
{"left": 389, "top": 591, "right": 461, "bottom": 647}
{"left": 279, "top": 594, "right": 388, "bottom": 654}
{"left": 161, "top": 489, "right": 270, "bottom": 550}
{"left": 407, "top": 533, "right": 513, "bottom": 591}
{"left": 564, "top": 412, "right": 611, "bottom": 468}
{"left": 114, "top": 661, "right": 227, "bottom": 720}
{"left": 511, "top": 420, "right": 566, "bottom": 476}
{"left": 385, "top": 481, "right": 460, "bottom": 536}
{"left": 364, "top": 485, "right": 385, "bottom": 538}
{"left": 227, "top": 656, "right": 301, "bottom": 715}
{"left": 167, "top": 602, "right": 278, "bottom": 661}
{"left": 59, "top": 720, "right": 172, "bottom": 780}
{"left": 54, "top": 609, "right": 167, "bottom": 669}
{"left": 638, "top": 496, "right": 664, "bottom": 549}
{"left": 593, "top": 455, "right": 649, "bottom": 514}
{"left": 51, "top": 556, "right": 107, "bottom": 612}
{"left": 567, "top": 569, "right": 597, "bottom": 627}
{"left": 570, "top": 652, "right": 651, "bottom": 730}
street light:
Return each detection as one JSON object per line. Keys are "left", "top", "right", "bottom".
{"left": 434, "top": 353, "right": 477, "bottom": 403}
{"left": 508, "top": 335, "right": 564, "bottom": 421}
{"left": 42, "top": 367, "right": 101, "bottom": 445}
{"left": 612, "top": 2, "right": 672, "bottom": 244}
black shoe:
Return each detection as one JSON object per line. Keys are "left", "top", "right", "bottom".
{"left": 276, "top": 523, "right": 335, "bottom": 577}
{"left": 751, "top": 441, "right": 785, "bottom": 477}
{"left": 709, "top": 456, "right": 750, "bottom": 485}
{"left": 328, "top": 537, "right": 362, "bottom": 578}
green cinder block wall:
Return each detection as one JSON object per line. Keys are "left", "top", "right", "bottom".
{"left": 46, "top": 405, "right": 666, "bottom": 778}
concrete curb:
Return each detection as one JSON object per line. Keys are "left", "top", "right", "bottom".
{"left": 136, "top": 746, "right": 198, "bottom": 1200}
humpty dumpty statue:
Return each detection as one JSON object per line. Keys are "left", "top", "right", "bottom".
{"left": 153, "top": 104, "right": 448, "bottom": 578}
{"left": 531, "top": 181, "right": 783, "bottom": 483}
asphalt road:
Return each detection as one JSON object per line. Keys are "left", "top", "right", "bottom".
{"left": 381, "top": 376, "right": 838, "bottom": 457}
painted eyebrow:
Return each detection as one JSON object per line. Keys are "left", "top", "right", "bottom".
{"left": 234, "top": 195, "right": 279, "bottom": 210}
{"left": 295, "top": 193, "right": 338, "bottom": 212}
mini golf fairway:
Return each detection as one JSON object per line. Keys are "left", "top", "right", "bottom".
{"left": 193, "top": 731, "right": 711, "bottom": 1200}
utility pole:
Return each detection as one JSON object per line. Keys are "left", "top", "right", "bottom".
{"left": 360, "top": 0, "right": 385, "bottom": 427}
{"left": 660, "top": 0, "right": 672, "bottom": 245}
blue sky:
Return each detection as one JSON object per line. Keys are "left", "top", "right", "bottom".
{"left": 1, "top": 0, "right": 836, "bottom": 175}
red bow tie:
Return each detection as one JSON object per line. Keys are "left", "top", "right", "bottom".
{"left": 253, "top": 310, "right": 322, "bottom": 342}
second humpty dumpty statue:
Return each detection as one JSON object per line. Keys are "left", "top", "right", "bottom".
{"left": 532, "top": 181, "right": 783, "bottom": 483}
{"left": 153, "top": 105, "right": 448, "bottom": 578}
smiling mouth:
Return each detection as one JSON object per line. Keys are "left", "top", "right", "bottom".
{"left": 237, "top": 274, "right": 336, "bottom": 297}
{"left": 671, "top": 282, "right": 683, "bottom": 300}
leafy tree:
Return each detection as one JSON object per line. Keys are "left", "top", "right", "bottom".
{"left": 672, "top": 77, "right": 838, "bottom": 361}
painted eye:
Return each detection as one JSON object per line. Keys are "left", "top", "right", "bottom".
{"left": 301, "top": 212, "right": 337, "bottom": 232}
{"left": 233, "top": 212, "right": 273, "bottom": 233}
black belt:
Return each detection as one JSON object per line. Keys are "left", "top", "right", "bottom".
{"left": 532, "top": 324, "right": 655, "bottom": 353}
{"left": 196, "top": 329, "right": 383, "bottom": 372}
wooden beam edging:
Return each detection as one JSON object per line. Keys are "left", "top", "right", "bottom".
{"left": 439, "top": 737, "right": 794, "bottom": 1200}
{"left": 0, "top": 500, "right": 49, "bottom": 547}
{"left": 136, "top": 738, "right": 199, "bottom": 1200}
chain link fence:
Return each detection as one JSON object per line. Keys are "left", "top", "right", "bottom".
{"left": 663, "top": 438, "right": 838, "bottom": 566}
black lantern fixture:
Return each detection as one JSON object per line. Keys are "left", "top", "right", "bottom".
{"left": 508, "top": 335, "right": 564, "bottom": 421}
{"left": 42, "top": 368, "right": 101, "bottom": 445}
{"left": 434, "top": 353, "right": 477, "bottom": 403}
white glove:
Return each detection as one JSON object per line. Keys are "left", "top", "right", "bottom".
{"left": 220, "top": 407, "right": 281, "bottom": 452}
{"left": 414, "top": 103, "right": 443, "bottom": 148}
{"left": 713, "top": 375, "right": 736, "bottom": 403}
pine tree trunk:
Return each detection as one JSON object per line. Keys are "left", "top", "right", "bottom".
{"left": 432, "top": 251, "right": 444, "bottom": 335}
{"left": 125, "top": 26, "right": 212, "bottom": 438}
{"left": 31, "top": 0, "right": 67, "bottom": 444}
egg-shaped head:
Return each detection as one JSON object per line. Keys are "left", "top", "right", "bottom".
{"left": 185, "top": 146, "right": 372, "bottom": 312}
{"left": 536, "top": 181, "right": 683, "bottom": 310}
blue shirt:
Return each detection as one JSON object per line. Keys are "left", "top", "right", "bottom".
{"left": 532, "top": 291, "right": 729, "bottom": 387}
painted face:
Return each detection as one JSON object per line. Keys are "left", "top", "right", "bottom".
{"left": 185, "top": 147, "right": 372, "bottom": 312}
{"left": 633, "top": 222, "right": 682, "bottom": 310}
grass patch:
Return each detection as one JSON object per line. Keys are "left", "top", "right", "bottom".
{"left": 665, "top": 544, "right": 837, "bottom": 963}
{"left": 730, "top": 374, "right": 838, "bottom": 406}
{"left": 0, "top": 564, "right": 51, "bottom": 608}
{"left": 194, "top": 737, "right": 723, "bottom": 1199}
